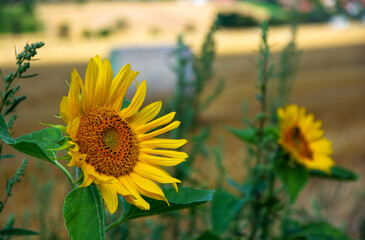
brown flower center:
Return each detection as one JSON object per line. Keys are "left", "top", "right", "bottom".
{"left": 285, "top": 126, "right": 313, "bottom": 160}
{"left": 76, "top": 107, "right": 138, "bottom": 177}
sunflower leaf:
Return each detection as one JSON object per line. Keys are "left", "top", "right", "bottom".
{"left": 309, "top": 166, "right": 358, "bottom": 181}
{"left": 63, "top": 184, "right": 106, "bottom": 240}
{"left": 0, "top": 115, "right": 62, "bottom": 163}
{"left": 211, "top": 190, "right": 247, "bottom": 234}
{"left": 274, "top": 160, "right": 308, "bottom": 204}
{"left": 226, "top": 126, "right": 257, "bottom": 144}
{"left": 117, "top": 187, "right": 214, "bottom": 224}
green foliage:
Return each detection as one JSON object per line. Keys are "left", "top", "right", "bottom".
{"left": 226, "top": 126, "right": 278, "bottom": 145}
{"left": 0, "top": 42, "right": 44, "bottom": 238}
{"left": 220, "top": 20, "right": 355, "bottom": 240}
{"left": 281, "top": 219, "right": 351, "bottom": 240}
{"left": 0, "top": 3, "right": 42, "bottom": 34}
{"left": 211, "top": 190, "right": 247, "bottom": 234}
{"left": 0, "top": 228, "right": 39, "bottom": 237}
{"left": 81, "top": 19, "right": 129, "bottom": 39}
{"left": 6, "top": 158, "right": 28, "bottom": 196}
{"left": 63, "top": 184, "right": 106, "bottom": 240}
{"left": 274, "top": 157, "right": 309, "bottom": 204}
{"left": 195, "top": 231, "right": 221, "bottom": 240}
{"left": 0, "top": 116, "right": 62, "bottom": 163}
{"left": 0, "top": 42, "right": 44, "bottom": 119}
{"left": 109, "top": 187, "right": 214, "bottom": 229}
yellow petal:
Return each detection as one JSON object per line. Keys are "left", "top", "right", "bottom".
{"left": 65, "top": 69, "right": 83, "bottom": 119}
{"left": 140, "top": 139, "right": 187, "bottom": 149}
{"left": 124, "top": 195, "right": 150, "bottom": 210}
{"left": 129, "top": 172, "right": 168, "bottom": 203}
{"left": 120, "top": 175, "right": 150, "bottom": 210}
{"left": 82, "top": 57, "right": 99, "bottom": 112}
{"left": 134, "top": 112, "right": 176, "bottom": 134}
{"left": 133, "top": 162, "right": 181, "bottom": 184}
{"left": 137, "top": 121, "right": 180, "bottom": 141}
{"left": 112, "top": 180, "right": 135, "bottom": 199}
{"left": 67, "top": 117, "right": 80, "bottom": 141}
{"left": 79, "top": 168, "right": 94, "bottom": 188}
{"left": 140, "top": 148, "right": 188, "bottom": 158}
{"left": 108, "top": 64, "right": 131, "bottom": 105}
{"left": 111, "top": 70, "right": 139, "bottom": 111}
{"left": 139, "top": 153, "right": 185, "bottom": 166}
{"left": 120, "top": 80, "right": 147, "bottom": 118}
{"left": 96, "top": 58, "right": 114, "bottom": 106}
{"left": 99, "top": 183, "right": 118, "bottom": 214}
{"left": 60, "top": 96, "right": 71, "bottom": 124}
{"left": 119, "top": 175, "right": 142, "bottom": 199}
{"left": 129, "top": 101, "right": 162, "bottom": 128}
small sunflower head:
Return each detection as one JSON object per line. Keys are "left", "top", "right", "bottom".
{"left": 277, "top": 105, "right": 334, "bottom": 173}
{"left": 60, "top": 55, "right": 188, "bottom": 213}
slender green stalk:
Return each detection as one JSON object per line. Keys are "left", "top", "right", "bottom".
{"left": 106, "top": 218, "right": 127, "bottom": 232}
{"left": 248, "top": 21, "right": 271, "bottom": 240}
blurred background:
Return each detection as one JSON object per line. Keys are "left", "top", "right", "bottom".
{"left": 0, "top": 0, "right": 365, "bottom": 239}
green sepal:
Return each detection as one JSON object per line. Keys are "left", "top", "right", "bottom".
{"left": 52, "top": 153, "right": 72, "bottom": 161}
{"left": 121, "top": 98, "right": 131, "bottom": 110}
{"left": 47, "top": 140, "right": 73, "bottom": 151}
{"left": 40, "top": 122, "right": 67, "bottom": 134}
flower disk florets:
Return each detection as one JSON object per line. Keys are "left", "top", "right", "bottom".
{"left": 77, "top": 107, "right": 138, "bottom": 178}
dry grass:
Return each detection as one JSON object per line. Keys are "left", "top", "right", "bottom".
{"left": 0, "top": 1, "right": 364, "bottom": 239}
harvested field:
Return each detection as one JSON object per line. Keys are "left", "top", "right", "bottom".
{"left": 0, "top": 1, "right": 364, "bottom": 239}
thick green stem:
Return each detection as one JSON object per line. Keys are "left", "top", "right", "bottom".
{"left": 54, "top": 160, "right": 76, "bottom": 189}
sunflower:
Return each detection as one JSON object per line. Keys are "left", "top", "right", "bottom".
{"left": 60, "top": 55, "right": 187, "bottom": 214}
{"left": 277, "top": 105, "right": 334, "bottom": 173}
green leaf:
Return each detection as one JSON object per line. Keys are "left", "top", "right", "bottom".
{"left": 0, "top": 115, "right": 62, "bottom": 163}
{"left": 0, "top": 154, "right": 15, "bottom": 159}
{"left": 63, "top": 184, "right": 105, "bottom": 240}
{"left": 19, "top": 73, "right": 39, "bottom": 79}
{"left": 226, "top": 126, "right": 278, "bottom": 145}
{"left": 195, "top": 231, "right": 222, "bottom": 240}
{"left": 117, "top": 187, "right": 214, "bottom": 223}
{"left": 274, "top": 160, "right": 308, "bottom": 204}
{"left": 309, "top": 166, "right": 358, "bottom": 181}
{"left": 226, "top": 177, "right": 253, "bottom": 195}
{"left": 0, "top": 228, "right": 39, "bottom": 236}
{"left": 226, "top": 126, "right": 257, "bottom": 144}
{"left": 211, "top": 190, "right": 247, "bottom": 234}
{"left": 288, "top": 221, "right": 351, "bottom": 240}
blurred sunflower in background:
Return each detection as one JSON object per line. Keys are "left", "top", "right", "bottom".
{"left": 277, "top": 105, "right": 334, "bottom": 173}
{"left": 60, "top": 55, "right": 187, "bottom": 214}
